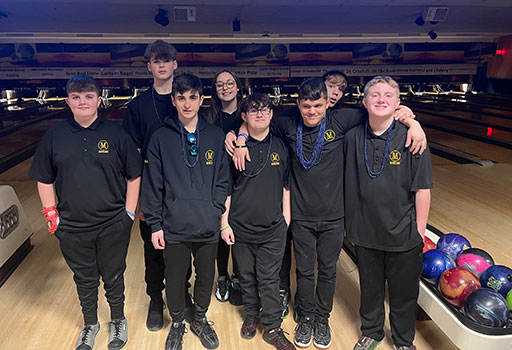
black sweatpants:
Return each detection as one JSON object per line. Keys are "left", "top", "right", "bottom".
{"left": 291, "top": 218, "right": 344, "bottom": 321}
{"left": 56, "top": 215, "right": 132, "bottom": 325}
{"left": 233, "top": 224, "right": 287, "bottom": 331}
{"left": 164, "top": 242, "right": 218, "bottom": 322}
{"left": 140, "top": 219, "right": 165, "bottom": 300}
{"left": 356, "top": 244, "right": 423, "bottom": 347}
{"left": 217, "top": 237, "right": 240, "bottom": 278}
{"left": 278, "top": 226, "right": 293, "bottom": 292}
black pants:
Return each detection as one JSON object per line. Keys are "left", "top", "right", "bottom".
{"left": 56, "top": 215, "right": 132, "bottom": 325}
{"left": 356, "top": 244, "right": 423, "bottom": 347}
{"left": 164, "top": 242, "right": 218, "bottom": 322}
{"left": 217, "top": 236, "right": 240, "bottom": 278}
{"left": 140, "top": 219, "right": 165, "bottom": 300}
{"left": 292, "top": 218, "right": 344, "bottom": 321}
{"left": 279, "top": 226, "right": 293, "bottom": 292}
{"left": 233, "top": 224, "right": 287, "bottom": 331}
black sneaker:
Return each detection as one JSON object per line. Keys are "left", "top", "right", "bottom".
{"left": 279, "top": 290, "right": 290, "bottom": 319}
{"left": 314, "top": 319, "right": 331, "bottom": 349}
{"left": 394, "top": 345, "right": 417, "bottom": 350}
{"left": 165, "top": 321, "right": 186, "bottom": 350}
{"left": 184, "top": 293, "right": 194, "bottom": 323}
{"left": 75, "top": 322, "right": 100, "bottom": 350}
{"left": 294, "top": 316, "right": 314, "bottom": 348}
{"left": 215, "top": 276, "right": 230, "bottom": 302}
{"left": 190, "top": 317, "right": 219, "bottom": 349}
{"left": 108, "top": 317, "right": 128, "bottom": 350}
{"left": 240, "top": 315, "right": 259, "bottom": 339}
{"left": 229, "top": 276, "right": 243, "bottom": 306}
{"left": 263, "top": 327, "right": 296, "bottom": 350}
{"left": 146, "top": 298, "right": 164, "bottom": 331}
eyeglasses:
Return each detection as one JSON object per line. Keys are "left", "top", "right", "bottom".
{"left": 187, "top": 133, "right": 198, "bottom": 156}
{"left": 215, "top": 80, "right": 236, "bottom": 90}
{"left": 247, "top": 106, "right": 271, "bottom": 116}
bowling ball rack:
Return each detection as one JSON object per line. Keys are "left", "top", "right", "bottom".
{"left": 343, "top": 224, "right": 512, "bottom": 350}
{"left": 417, "top": 225, "right": 512, "bottom": 349}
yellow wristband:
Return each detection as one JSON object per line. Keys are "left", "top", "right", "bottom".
{"left": 220, "top": 225, "right": 230, "bottom": 231}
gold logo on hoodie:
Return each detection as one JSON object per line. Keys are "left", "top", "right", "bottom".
{"left": 205, "top": 150, "right": 214, "bottom": 165}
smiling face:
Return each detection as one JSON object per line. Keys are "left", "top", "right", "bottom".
{"left": 297, "top": 97, "right": 328, "bottom": 127}
{"left": 215, "top": 71, "right": 239, "bottom": 103}
{"left": 363, "top": 82, "right": 400, "bottom": 120}
{"left": 65, "top": 91, "right": 102, "bottom": 121}
{"left": 147, "top": 57, "right": 177, "bottom": 82}
{"left": 242, "top": 103, "right": 273, "bottom": 134}
{"left": 172, "top": 90, "right": 204, "bottom": 123}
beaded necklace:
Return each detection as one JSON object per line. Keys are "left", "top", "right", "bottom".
{"left": 364, "top": 119, "right": 394, "bottom": 179}
{"left": 242, "top": 133, "right": 273, "bottom": 178}
{"left": 296, "top": 117, "right": 326, "bottom": 170}
{"left": 179, "top": 121, "right": 199, "bottom": 168}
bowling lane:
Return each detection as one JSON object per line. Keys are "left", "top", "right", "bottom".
{"left": 424, "top": 127, "right": 512, "bottom": 163}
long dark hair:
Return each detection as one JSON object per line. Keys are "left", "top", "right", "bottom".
{"left": 208, "top": 70, "right": 243, "bottom": 124}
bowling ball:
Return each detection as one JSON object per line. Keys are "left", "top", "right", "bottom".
{"left": 464, "top": 289, "right": 510, "bottom": 328}
{"left": 456, "top": 248, "right": 494, "bottom": 278}
{"left": 507, "top": 289, "right": 512, "bottom": 310}
{"left": 436, "top": 233, "right": 471, "bottom": 260}
{"left": 422, "top": 249, "right": 456, "bottom": 284}
{"left": 439, "top": 267, "right": 481, "bottom": 307}
{"left": 480, "top": 265, "right": 512, "bottom": 297}
{"left": 423, "top": 236, "right": 436, "bottom": 253}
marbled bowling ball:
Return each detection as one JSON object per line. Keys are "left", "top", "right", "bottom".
{"left": 464, "top": 288, "right": 510, "bottom": 328}
{"left": 423, "top": 236, "right": 436, "bottom": 253}
{"left": 437, "top": 233, "right": 471, "bottom": 260}
{"left": 439, "top": 267, "right": 481, "bottom": 308}
{"left": 456, "top": 248, "right": 494, "bottom": 278}
{"left": 480, "top": 265, "right": 512, "bottom": 298}
{"left": 422, "top": 249, "right": 456, "bottom": 284}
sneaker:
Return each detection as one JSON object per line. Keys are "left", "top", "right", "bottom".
{"left": 240, "top": 315, "right": 259, "bottom": 339}
{"left": 229, "top": 276, "right": 243, "bottom": 306}
{"left": 353, "top": 336, "right": 381, "bottom": 350}
{"left": 314, "top": 319, "right": 331, "bottom": 349}
{"left": 146, "top": 298, "right": 164, "bottom": 331}
{"left": 108, "top": 317, "right": 128, "bottom": 350}
{"left": 215, "top": 276, "right": 230, "bottom": 302}
{"left": 184, "top": 293, "right": 194, "bottom": 323}
{"left": 165, "top": 321, "right": 186, "bottom": 350}
{"left": 190, "top": 317, "right": 219, "bottom": 349}
{"left": 294, "top": 316, "right": 314, "bottom": 348}
{"left": 263, "top": 327, "right": 296, "bottom": 350}
{"left": 394, "top": 346, "right": 417, "bottom": 350}
{"left": 279, "top": 290, "right": 290, "bottom": 319}
{"left": 75, "top": 322, "right": 100, "bottom": 350}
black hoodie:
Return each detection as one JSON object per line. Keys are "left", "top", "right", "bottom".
{"left": 141, "top": 112, "right": 229, "bottom": 243}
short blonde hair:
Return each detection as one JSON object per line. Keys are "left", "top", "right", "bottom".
{"left": 363, "top": 76, "right": 399, "bottom": 100}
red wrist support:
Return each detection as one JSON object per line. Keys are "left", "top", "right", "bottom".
{"left": 42, "top": 206, "right": 59, "bottom": 234}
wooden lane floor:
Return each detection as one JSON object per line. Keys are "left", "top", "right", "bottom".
{"left": 425, "top": 127, "right": 512, "bottom": 163}
{"left": 0, "top": 158, "right": 510, "bottom": 349}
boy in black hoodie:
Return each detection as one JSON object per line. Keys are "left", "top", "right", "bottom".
{"left": 141, "top": 73, "right": 229, "bottom": 350}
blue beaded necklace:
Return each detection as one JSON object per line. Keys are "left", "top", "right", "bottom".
{"left": 296, "top": 117, "right": 326, "bottom": 170}
{"left": 364, "top": 119, "right": 394, "bottom": 179}
{"left": 242, "top": 133, "right": 273, "bottom": 178}
{"left": 179, "top": 121, "right": 199, "bottom": 168}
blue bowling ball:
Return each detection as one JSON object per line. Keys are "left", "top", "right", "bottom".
{"left": 480, "top": 265, "right": 512, "bottom": 297}
{"left": 436, "top": 233, "right": 471, "bottom": 260}
{"left": 464, "top": 288, "right": 510, "bottom": 328}
{"left": 422, "top": 249, "right": 456, "bottom": 284}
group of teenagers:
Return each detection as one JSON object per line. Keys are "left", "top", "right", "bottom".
{"left": 29, "top": 40, "right": 433, "bottom": 350}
